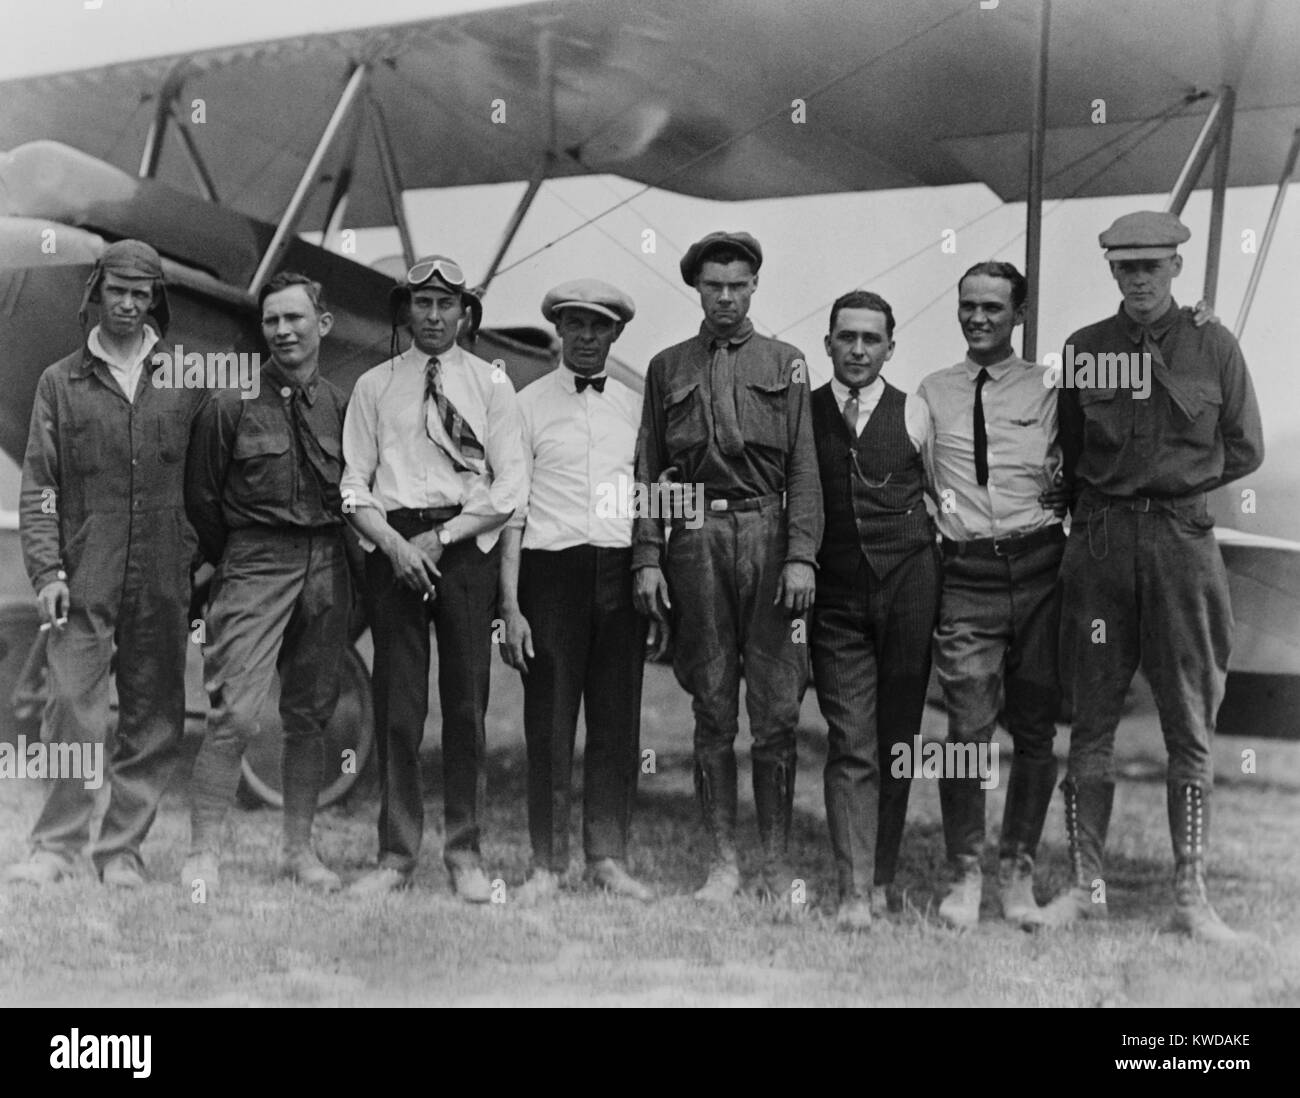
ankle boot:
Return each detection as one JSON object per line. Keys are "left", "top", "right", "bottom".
{"left": 937, "top": 774, "right": 985, "bottom": 927}
{"left": 753, "top": 756, "right": 797, "bottom": 903}
{"left": 693, "top": 750, "right": 740, "bottom": 903}
{"left": 1040, "top": 777, "right": 1113, "bottom": 926}
{"left": 1167, "top": 782, "right": 1241, "bottom": 944}
{"left": 998, "top": 755, "right": 1057, "bottom": 926}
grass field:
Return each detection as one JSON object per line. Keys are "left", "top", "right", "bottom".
{"left": 1, "top": 653, "right": 1298, "bottom": 1007}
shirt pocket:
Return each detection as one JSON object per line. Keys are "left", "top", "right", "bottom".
{"left": 1175, "top": 381, "right": 1222, "bottom": 450}
{"left": 741, "top": 379, "right": 789, "bottom": 452}
{"left": 663, "top": 380, "right": 705, "bottom": 457}
{"left": 232, "top": 426, "right": 293, "bottom": 503}
{"left": 67, "top": 419, "right": 102, "bottom": 476}
{"left": 1077, "top": 386, "right": 1124, "bottom": 454}
{"left": 156, "top": 409, "right": 193, "bottom": 464}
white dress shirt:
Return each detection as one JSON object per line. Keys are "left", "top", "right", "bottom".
{"left": 88, "top": 323, "right": 158, "bottom": 404}
{"left": 512, "top": 365, "right": 642, "bottom": 551}
{"left": 916, "top": 352, "right": 1062, "bottom": 541}
{"left": 341, "top": 342, "right": 528, "bottom": 552}
{"left": 829, "top": 375, "right": 931, "bottom": 450}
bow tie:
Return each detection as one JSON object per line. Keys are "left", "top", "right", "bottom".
{"left": 575, "top": 374, "right": 606, "bottom": 393}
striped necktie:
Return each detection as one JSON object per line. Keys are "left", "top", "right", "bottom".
{"left": 843, "top": 386, "right": 860, "bottom": 434}
{"left": 425, "top": 356, "right": 485, "bottom": 472}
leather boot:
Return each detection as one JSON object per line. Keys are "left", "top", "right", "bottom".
{"left": 753, "top": 756, "right": 798, "bottom": 904}
{"left": 937, "top": 775, "right": 985, "bottom": 927}
{"left": 998, "top": 755, "right": 1057, "bottom": 926}
{"left": 693, "top": 750, "right": 740, "bottom": 904}
{"left": 1167, "top": 783, "right": 1241, "bottom": 944}
{"left": 1039, "top": 777, "right": 1113, "bottom": 926}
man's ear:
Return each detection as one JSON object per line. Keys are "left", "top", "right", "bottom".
{"left": 823, "top": 333, "right": 833, "bottom": 359}
{"left": 751, "top": 273, "right": 759, "bottom": 291}
{"left": 611, "top": 321, "right": 625, "bottom": 343}
{"left": 317, "top": 311, "right": 335, "bottom": 338}
{"left": 1170, "top": 254, "right": 1184, "bottom": 277}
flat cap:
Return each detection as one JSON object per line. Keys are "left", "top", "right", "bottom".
{"left": 1099, "top": 210, "right": 1191, "bottom": 260}
{"left": 679, "top": 230, "right": 763, "bottom": 285}
{"left": 541, "top": 278, "right": 635, "bottom": 324}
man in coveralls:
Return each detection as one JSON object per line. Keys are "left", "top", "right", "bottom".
{"left": 183, "top": 271, "right": 351, "bottom": 894}
{"left": 7, "top": 239, "right": 201, "bottom": 888}
{"left": 1046, "top": 211, "right": 1264, "bottom": 942}
{"left": 633, "top": 231, "right": 822, "bottom": 906}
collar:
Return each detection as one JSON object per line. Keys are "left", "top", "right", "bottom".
{"left": 407, "top": 341, "right": 465, "bottom": 370}
{"left": 698, "top": 317, "right": 755, "bottom": 350}
{"left": 1117, "top": 298, "right": 1180, "bottom": 345}
{"left": 85, "top": 323, "right": 158, "bottom": 372}
{"left": 559, "top": 364, "right": 607, "bottom": 393}
{"left": 829, "top": 375, "right": 884, "bottom": 405}
{"left": 263, "top": 359, "right": 320, "bottom": 405}
{"left": 962, "top": 351, "right": 1021, "bottom": 382}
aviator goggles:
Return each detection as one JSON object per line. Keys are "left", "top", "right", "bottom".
{"left": 406, "top": 256, "right": 467, "bottom": 290}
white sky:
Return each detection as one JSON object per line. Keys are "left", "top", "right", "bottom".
{"left": 1, "top": 0, "right": 1297, "bottom": 515}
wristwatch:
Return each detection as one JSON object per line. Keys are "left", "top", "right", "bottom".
{"left": 437, "top": 526, "right": 453, "bottom": 547}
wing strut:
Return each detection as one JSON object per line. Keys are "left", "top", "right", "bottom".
{"left": 1202, "top": 85, "right": 1235, "bottom": 310}
{"left": 138, "top": 62, "right": 190, "bottom": 179}
{"left": 1022, "top": 0, "right": 1051, "bottom": 362}
{"left": 169, "top": 106, "right": 219, "bottom": 203}
{"left": 1162, "top": 85, "right": 1236, "bottom": 310}
{"left": 1235, "top": 126, "right": 1300, "bottom": 338}
{"left": 368, "top": 94, "right": 415, "bottom": 268}
{"left": 477, "top": 28, "right": 557, "bottom": 296}
{"left": 249, "top": 63, "right": 369, "bottom": 296}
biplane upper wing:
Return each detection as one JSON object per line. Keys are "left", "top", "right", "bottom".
{"left": 1, "top": 0, "right": 1298, "bottom": 229}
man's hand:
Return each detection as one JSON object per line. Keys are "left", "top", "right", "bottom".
{"left": 646, "top": 617, "right": 672, "bottom": 662}
{"left": 1190, "top": 299, "right": 1219, "bottom": 328}
{"left": 1038, "top": 483, "right": 1071, "bottom": 518}
{"left": 501, "top": 605, "right": 534, "bottom": 673}
{"left": 386, "top": 536, "right": 441, "bottom": 601}
{"left": 37, "top": 580, "right": 69, "bottom": 627}
{"left": 774, "top": 562, "right": 815, "bottom": 615}
{"left": 634, "top": 566, "right": 672, "bottom": 623}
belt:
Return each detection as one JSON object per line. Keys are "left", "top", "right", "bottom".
{"left": 1079, "top": 489, "right": 1204, "bottom": 513}
{"left": 703, "top": 491, "right": 783, "bottom": 513}
{"left": 942, "top": 524, "right": 1063, "bottom": 559}
{"left": 387, "top": 505, "right": 463, "bottom": 525}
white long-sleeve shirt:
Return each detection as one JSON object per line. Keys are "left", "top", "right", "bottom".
{"left": 341, "top": 343, "right": 527, "bottom": 552}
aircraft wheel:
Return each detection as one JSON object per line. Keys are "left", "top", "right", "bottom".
{"left": 237, "top": 643, "right": 374, "bottom": 809}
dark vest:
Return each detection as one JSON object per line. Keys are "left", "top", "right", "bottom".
{"left": 813, "top": 380, "right": 934, "bottom": 582}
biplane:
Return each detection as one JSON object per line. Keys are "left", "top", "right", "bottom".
{"left": 1, "top": 0, "right": 1297, "bottom": 807}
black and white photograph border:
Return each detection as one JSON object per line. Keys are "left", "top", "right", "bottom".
{"left": 0, "top": 0, "right": 1297, "bottom": 1017}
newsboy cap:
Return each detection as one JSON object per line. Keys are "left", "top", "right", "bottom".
{"left": 679, "top": 230, "right": 763, "bottom": 285}
{"left": 1099, "top": 210, "right": 1191, "bottom": 261}
{"left": 541, "top": 278, "right": 636, "bottom": 324}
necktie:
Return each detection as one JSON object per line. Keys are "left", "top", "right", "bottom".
{"left": 289, "top": 389, "right": 343, "bottom": 512}
{"left": 425, "top": 356, "right": 485, "bottom": 473}
{"left": 842, "top": 386, "right": 860, "bottom": 435}
{"left": 575, "top": 374, "right": 606, "bottom": 393}
{"left": 709, "top": 338, "right": 745, "bottom": 458}
{"left": 973, "top": 367, "right": 990, "bottom": 487}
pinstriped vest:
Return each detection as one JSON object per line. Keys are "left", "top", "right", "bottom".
{"left": 813, "top": 381, "right": 934, "bottom": 582}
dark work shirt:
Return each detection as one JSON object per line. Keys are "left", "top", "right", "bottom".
{"left": 1058, "top": 301, "right": 1264, "bottom": 500}
{"left": 185, "top": 361, "right": 347, "bottom": 564}
{"left": 633, "top": 320, "right": 823, "bottom": 569}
